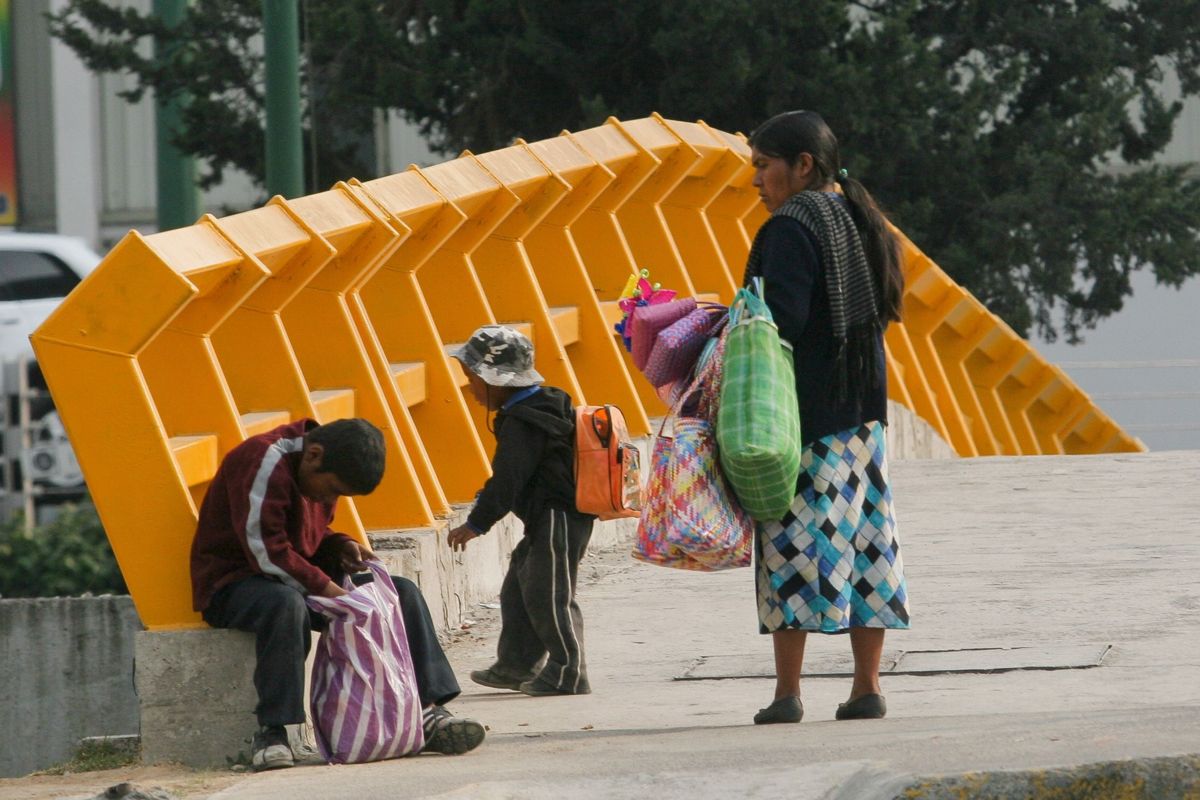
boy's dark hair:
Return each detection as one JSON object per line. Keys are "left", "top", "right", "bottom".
{"left": 306, "top": 418, "right": 386, "bottom": 494}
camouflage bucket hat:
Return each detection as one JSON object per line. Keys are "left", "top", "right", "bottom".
{"left": 452, "top": 325, "right": 544, "bottom": 388}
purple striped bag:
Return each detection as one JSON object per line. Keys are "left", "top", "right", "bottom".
{"left": 305, "top": 560, "right": 424, "bottom": 763}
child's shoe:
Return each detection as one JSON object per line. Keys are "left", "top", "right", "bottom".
{"left": 251, "top": 725, "right": 295, "bottom": 771}
{"left": 422, "top": 706, "right": 486, "bottom": 755}
{"left": 470, "top": 666, "right": 531, "bottom": 691}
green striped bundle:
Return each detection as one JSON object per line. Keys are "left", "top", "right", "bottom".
{"left": 716, "top": 279, "right": 802, "bottom": 522}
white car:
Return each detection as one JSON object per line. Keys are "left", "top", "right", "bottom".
{"left": 0, "top": 232, "right": 101, "bottom": 361}
{"left": 0, "top": 233, "right": 101, "bottom": 495}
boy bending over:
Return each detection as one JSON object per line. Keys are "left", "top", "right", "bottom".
{"left": 191, "top": 417, "right": 484, "bottom": 770}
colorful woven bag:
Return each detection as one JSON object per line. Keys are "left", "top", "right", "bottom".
{"left": 629, "top": 297, "right": 697, "bottom": 371}
{"left": 716, "top": 277, "right": 802, "bottom": 522}
{"left": 633, "top": 340, "right": 753, "bottom": 571}
{"left": 642, "top": 304, "right": 727, "bottom": 388}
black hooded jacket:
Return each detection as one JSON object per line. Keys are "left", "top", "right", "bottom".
{"left": 467, "top": 386, "right": 582, "bottom": 533}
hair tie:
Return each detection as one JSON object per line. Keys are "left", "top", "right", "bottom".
{"left": 838, "top": 168, "right": 849, "bottom": 181}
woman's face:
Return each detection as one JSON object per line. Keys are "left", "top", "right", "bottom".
{"left": 751, "top": 147, "right": 814, "bottom": 212}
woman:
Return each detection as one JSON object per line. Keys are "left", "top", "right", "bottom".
{"left": 744, "top": 110, "right": 909, "bottom": 724}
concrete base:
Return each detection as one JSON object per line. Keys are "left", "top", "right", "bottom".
{"left": 0, "top": 596, "right": 141, "bottom": 778}
{"left": 369, "top": 506, "right": 639, "bottom": 636}
{"left": 135, "top": 628, "right": 258, "bottom": 768}
{"left": 886, "top": 400, "right": 957, "bottom": 460}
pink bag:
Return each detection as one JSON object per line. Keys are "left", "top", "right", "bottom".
{"left": 629, "top": 297, "right": 697, "bottom": 370}
{"left": 642, "top": 305, "right": 727, "bottom": 388}
{"left": 306, "top": 560, "right": 425, "bottom": 763}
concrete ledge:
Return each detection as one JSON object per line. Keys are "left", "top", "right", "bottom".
{"left": 368, "top": 510, "right": 520, "bottom": 636}
{"left": 369, "top": 506, "right": 640, "bottom": 636}
{"left": 0, "top": 596, "right": 140, "bottom": 777}
{"left": 886, "top": 399, "right": 957, "bottom": 460}
{"left": 135, "top": 628, "right": 257, "bottom": 768}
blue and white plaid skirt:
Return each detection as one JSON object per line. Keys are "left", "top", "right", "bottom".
{"left": 756, "top": 421, "right": 910, "bottom": 633}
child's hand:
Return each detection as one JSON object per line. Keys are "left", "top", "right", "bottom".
{"left": 338, "top": 539, "right": 376, "bottom": 572}
{"left": 447, "top": 524, "right": 480, "bottom": 552}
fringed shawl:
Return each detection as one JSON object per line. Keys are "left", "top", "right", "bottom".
{"left": 744, "top": 191, "right": 882, "bottom": 403}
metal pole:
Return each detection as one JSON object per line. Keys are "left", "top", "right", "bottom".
{"left": 153, "top": 0, "right": 199, "bottom": 231}
{"left": 263, "top": 0, "right": 304, "bottom": 198}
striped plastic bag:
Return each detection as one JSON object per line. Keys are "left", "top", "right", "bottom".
{"left": 306, "top": 559, "right": 424, "bottom": 763}
{"left": 716, "top": 278, "right": 802, "bottom": 521}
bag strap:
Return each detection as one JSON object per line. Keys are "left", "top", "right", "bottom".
{"left": 657, "top": 331, "right": 726, "bottom": 437}
{"left": 364, "top": 558, "right": 402, "bottom": 610}
{"left": 729, "top": 277, "right": 773, "bottom": 326}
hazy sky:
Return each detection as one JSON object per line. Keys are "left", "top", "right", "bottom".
{"left": 1033, "top": 271, "right": 1200, "bottom": 452}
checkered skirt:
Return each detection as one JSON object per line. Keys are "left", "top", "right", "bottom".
{"left": 756, "top": 421, "right": 910, "bottom": 633}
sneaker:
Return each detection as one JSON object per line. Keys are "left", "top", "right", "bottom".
{"left": 288, "top": 723, "right": 326, "bottom": 766}
{"left": 251, "top": 725, "right": 295, "bottom": 771}
{"left": 470, "top": 667, "right": 530, "bottom": 691}
{"left": 422, "top": 706, "right": 486, "bottom": 755}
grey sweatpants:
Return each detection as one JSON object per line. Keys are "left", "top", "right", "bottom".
{"left": 495, "top": 506, "right": 594, "bottom": 693}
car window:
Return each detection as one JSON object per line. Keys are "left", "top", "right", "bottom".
{"left": 0, "top": 250, "right": 82, "bottom": 301}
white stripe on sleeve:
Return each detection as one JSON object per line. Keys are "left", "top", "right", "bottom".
{"left": 245, "top": 436, "right": 306, "bottom": 592}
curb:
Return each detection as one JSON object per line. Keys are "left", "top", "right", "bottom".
{"left": 875, "top": 754, "right": 1200, "bottom": 800}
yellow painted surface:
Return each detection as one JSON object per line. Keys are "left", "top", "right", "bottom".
{"left": 169, "top": 435, "right": 220, "bottom": 488}
{"left": 352, "top": 175, "right": 491, "bottom": 502}
{"left": 32, "top": 116, "right": 1142, "bottom": 629}
{"left": 389, "top": 362, "right": 427, "bottom": 406}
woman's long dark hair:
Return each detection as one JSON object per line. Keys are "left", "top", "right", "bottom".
{"left": 749, "top": 110, "right": 904, "bottom": 323}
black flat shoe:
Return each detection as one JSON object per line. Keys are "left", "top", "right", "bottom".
{"left": 835, "top": 693, "right": 887, "bottom": 720}
{"left": 753, "top": 695, "right": 803, "bottom": 724}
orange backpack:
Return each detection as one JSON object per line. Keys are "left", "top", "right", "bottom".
{"left": 574, "top": 405, "right": 644, "bottom": 520}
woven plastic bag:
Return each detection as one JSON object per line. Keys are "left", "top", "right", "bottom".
{"left": 306, "top": 559, "right": 425, "bottom": 763}
{"left": 642, "top": 304, "right": 727, "bottom": 388}
{"left": 629, "top": 297, "right": 697, "bottom": 371}
{"left": 634, "top": 334, "right": 753, "bottom": 571}
{"left": 716, "top": 277, "right": 802, "bottom": 522}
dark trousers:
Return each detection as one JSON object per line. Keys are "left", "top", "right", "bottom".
{"left": 494, "top": 506, "right": 594, "bottom": 692}
{"left": 203, "top": 572, "right": 461, "bottom": 727}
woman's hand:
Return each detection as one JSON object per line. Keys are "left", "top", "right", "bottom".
{"left": 447, "top": 524, "right": 480, "bottom": 552}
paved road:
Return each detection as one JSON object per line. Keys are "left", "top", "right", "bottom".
{"left": 204, "top": 449, "right": 1200, "bottom": 799}
{"left": 11, "top": 450, "right": 1198, "bottom": 799}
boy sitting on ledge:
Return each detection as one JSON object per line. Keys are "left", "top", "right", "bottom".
{"left": 190, "top": 417, "right": 485, "bottom": 770}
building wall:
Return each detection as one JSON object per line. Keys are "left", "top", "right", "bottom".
{"left": 12, "top": 0, "right": 58, "bottom": 232}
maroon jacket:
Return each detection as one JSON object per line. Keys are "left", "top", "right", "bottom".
{"left": 190, "top": 419, "right": 352, "bottom": 612}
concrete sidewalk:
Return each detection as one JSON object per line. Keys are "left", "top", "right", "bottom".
{"left": 196, "top": 448, "right": 1200, "bottom": 799}
{"left": 10, "top": 449, "right": 1197, "bottom": 799}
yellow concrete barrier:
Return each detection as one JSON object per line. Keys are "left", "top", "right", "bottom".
{"left": 32, "top": 115, "right": 1142, "bottom": 629}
